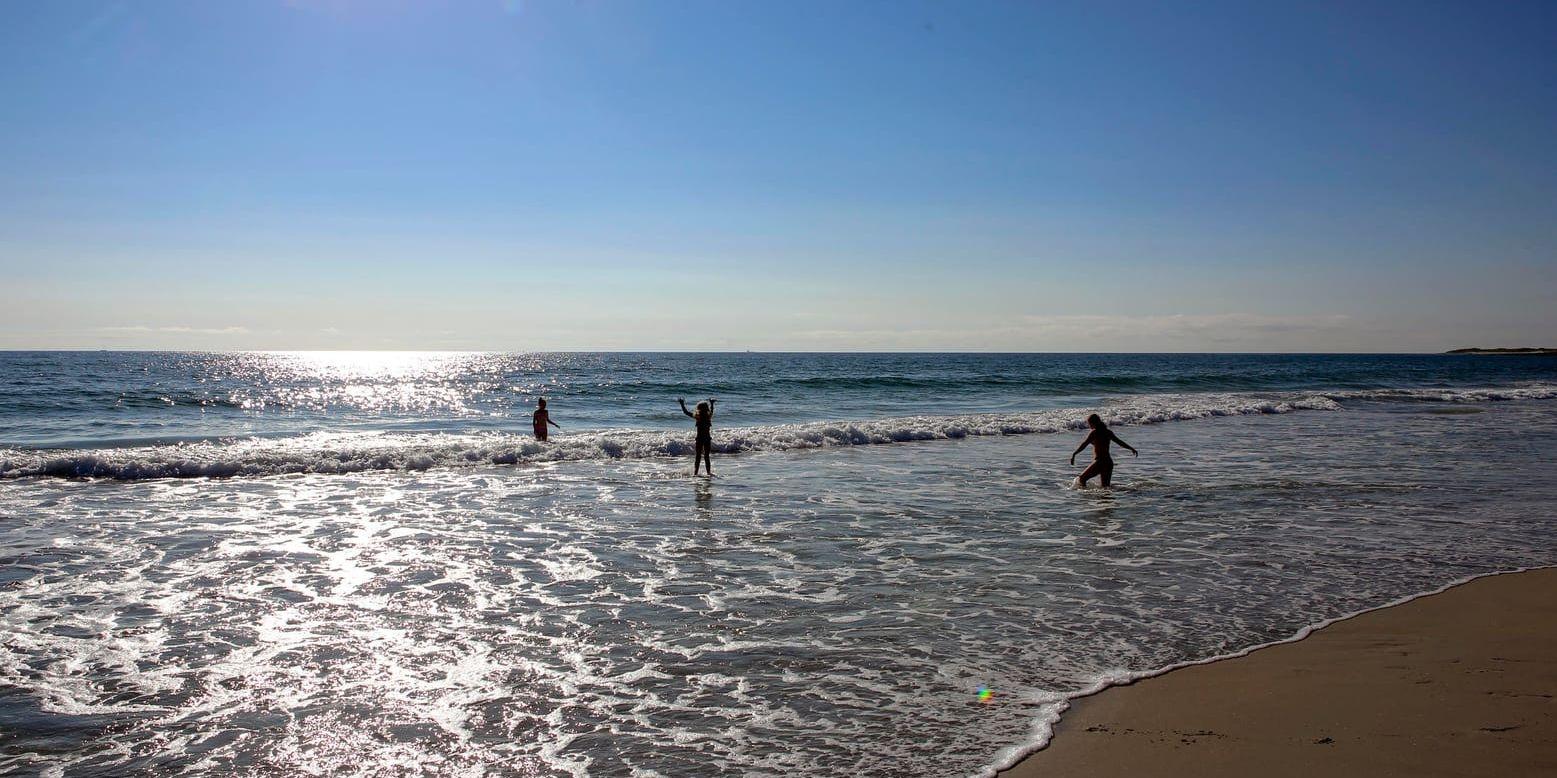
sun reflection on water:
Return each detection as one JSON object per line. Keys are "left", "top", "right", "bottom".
{"left": 254, "top": 351, "right": 488, "bottom": 380}
{"left": 223, "top": 352, "right": 514, "bottom": 416}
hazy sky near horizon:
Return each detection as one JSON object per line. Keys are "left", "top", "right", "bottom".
{"left": 3, "top": 1, "right": 1555, "bottom": 352}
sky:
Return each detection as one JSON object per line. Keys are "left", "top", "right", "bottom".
{"left": 2, "top": 0, "right": 1554, "bottom": 352}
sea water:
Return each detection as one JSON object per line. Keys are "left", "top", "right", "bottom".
{"left": 2, "top": 352, "right": 1556, "bottom": 776}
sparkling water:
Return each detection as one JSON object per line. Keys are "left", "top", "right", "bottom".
{"left": 3, "top": 352, "right": 1556, "bottom": 776}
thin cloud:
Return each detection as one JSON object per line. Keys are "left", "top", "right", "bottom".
{"left": 99, "top": 326, "right": 252, "bottom": 335}
{"left": 1013, "top": 314, "right": 1354, "bottom": 338}
{"left": 783, "top": 314, "right": 1360, "bottom": 351}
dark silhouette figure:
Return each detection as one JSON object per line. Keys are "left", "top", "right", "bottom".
{"left": 679, "top": 398, "right": 717, "bottom": 476}
{"left": 532, "top": 398, "right": 560, "bottom": 441}
{"left": 1069, "top": 413, "right": 1137, "bottom": 488}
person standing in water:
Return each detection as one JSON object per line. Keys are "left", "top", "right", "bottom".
{"left": 679, "top": 398, "right": 717, "bottom": 476}
{"left": 532, "top": 398, "right": 560, "bottom": 441}
{"left": 1069, "top": 413, "right": 1137, "bottom": 488}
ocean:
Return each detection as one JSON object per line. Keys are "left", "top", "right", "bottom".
{"left": 3, "top": 351, "right": 1556, "bottom": 776}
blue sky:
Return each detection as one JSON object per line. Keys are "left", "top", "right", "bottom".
{"left": 2, "top": 0, "right": 1554, "bottom": 351}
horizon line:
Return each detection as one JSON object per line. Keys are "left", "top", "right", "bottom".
{"left": 0, "top": 348, "right": 1517, "bottom": 356}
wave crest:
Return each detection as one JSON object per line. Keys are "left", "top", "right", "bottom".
{"left": 0, "top": 393, "right": 1331, "bottom": 480}
{"left": 4, "top": 384, "right": 1553, "bottom": 481}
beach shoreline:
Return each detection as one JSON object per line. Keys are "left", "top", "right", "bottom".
{"left": 6, "top": 355, "right": 1556, "bottom": 775}
{"left": 997, "top": 566, "right": 1557, "bottom": 777}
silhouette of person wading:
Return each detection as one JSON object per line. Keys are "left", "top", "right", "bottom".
{"left": 679, "top": 398, "right": 717, "bottom": 476}
{"left": 532, "top": 398, "right": 561, "bottom": 441}
{"left": 1070, "top": 413, "right": 1137, "bottom": 488}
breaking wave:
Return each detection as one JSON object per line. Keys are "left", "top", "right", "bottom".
{"left": 4, "top": 384, "right": 1555, "bottom": 481}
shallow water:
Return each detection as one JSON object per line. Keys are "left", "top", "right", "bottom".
{"left": 4, "top": 375, "right": 1556, "bottom": 775}
{"left": 5, "top": 351, "right": 1556, "bottom": 450}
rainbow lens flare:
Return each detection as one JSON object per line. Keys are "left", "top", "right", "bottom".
{"left": 976, "top": 686, "right": 993, "bottom": 703}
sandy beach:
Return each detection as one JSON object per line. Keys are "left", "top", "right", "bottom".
{"left": 1001, "top": 566, "right": 1557, "bottom": 777}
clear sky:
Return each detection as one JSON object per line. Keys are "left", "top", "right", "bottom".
{"left": 2, "top": 1, "right": 1554, "bottom": 352}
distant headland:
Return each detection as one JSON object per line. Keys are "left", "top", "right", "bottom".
{"left": 1446, "top": 347, "right": 1557, "bottom": 355}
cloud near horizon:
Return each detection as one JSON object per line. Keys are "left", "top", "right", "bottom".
{"left": 779, "top": 314, "right": 1364, "bottom": 352}
{"left": 98, "top": 326, "right": 253, "bottom": 335}
{"left": 0, "top": 312, "right": 1503, "bottom": 353}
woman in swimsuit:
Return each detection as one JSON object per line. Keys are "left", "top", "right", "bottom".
{"left": 1069, "top": 413, "right": 1137, "bottom": 488}
{"left": 679, "top": 398, "right": 717, "bottom": 476}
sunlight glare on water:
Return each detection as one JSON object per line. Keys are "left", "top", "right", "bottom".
{"left": 2, "top": 401, "right": 1556, "bottom": 776}
{"left": 2, "top": 354, "right": 1557, "bottom": 775}
{"left": 227, "top": 351, "right": 503, "bottom": 415}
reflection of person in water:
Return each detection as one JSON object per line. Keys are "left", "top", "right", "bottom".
{"left": 532, "top": 398, "right": 560, "bottom": 441}
{"left": 694, "top": 479, "right": 714, "bottom": 517}
{"left": 1069, "top": 413, "right": 1137, "bottom": 488}
{"left": 679, "top": 398, "right": 717, "bottom": 476}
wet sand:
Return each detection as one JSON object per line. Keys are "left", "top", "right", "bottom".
{"left": 1001, "top": 567, "right": 1557, "bottom": 777}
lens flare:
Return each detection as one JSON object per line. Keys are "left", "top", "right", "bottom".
{"left": 976, "top": 686, "right": 993, "bottom": 703}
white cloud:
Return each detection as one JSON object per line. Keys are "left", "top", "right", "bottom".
{"left": 1012, "top": 313, "right": 1354, "bottom": 341}
{"left": 776, "top": 313, "right": 1361, "bottom": 352}
{"left": 98, "top": 326, "right": 251, "bottom": 335}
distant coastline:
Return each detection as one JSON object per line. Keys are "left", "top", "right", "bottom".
{"left": 1446, "top": 347, "right": 1557, "bottom": 355}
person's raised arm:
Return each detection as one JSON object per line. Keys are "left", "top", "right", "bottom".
{"left": 679, "top": 398, "right": 696, "bottom": 419}
{"left": 1069, "top": 432, "right": 1093, "bottom": 466}
{"left": 1111, "top": 430, "right": 1138, "bottom": 457}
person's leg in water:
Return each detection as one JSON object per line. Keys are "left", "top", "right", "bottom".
{"left": 699, "top": 440, "right": 713, "bottom": 476}
{"left": 1078, "top": 460, "right": 1104, "bottom": 488}
{"left": 1099, "top": 459, "right": 1114, "bottom": 488}
{"left": 692, "top": 440, "right": 705, "bottom": 475}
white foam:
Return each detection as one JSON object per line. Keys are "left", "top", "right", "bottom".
{"left": 3, "top": 401, "right": 1555, "bottom": 777}
{"left": 10, "top": 383, "right": 1551, "bottom": 481}
{"left": 973, "top": 564, "right": 1557, "bottom": 778}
